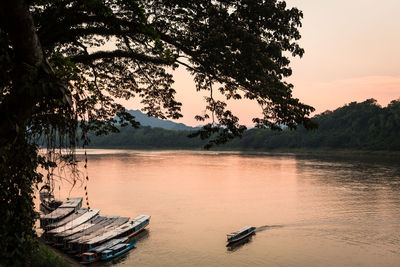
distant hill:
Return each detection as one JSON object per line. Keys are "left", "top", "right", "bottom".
{"left": 127, "top": 110, "right": 198, "bottom": 130}
{"left": 88, "top": 99, "right": 400, "bottom": 151}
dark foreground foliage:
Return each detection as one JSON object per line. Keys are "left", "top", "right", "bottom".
{"left": 0, "top": 0, "right": 314, "bottom": 265}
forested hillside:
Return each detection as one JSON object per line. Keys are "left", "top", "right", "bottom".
{"left": 88, "top": 99, "right": 400, "bottom": 151}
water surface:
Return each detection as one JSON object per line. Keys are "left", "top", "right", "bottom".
{"left": 37, "top": 150, "right": 400, "bottom": 266}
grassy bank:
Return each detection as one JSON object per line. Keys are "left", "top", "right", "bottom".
{"left": 32, "top": 242, "right": 70, "bottom": 267}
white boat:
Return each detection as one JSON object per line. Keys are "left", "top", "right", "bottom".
{"left": 227, "top": 226, "right": 256, "bottom": 243}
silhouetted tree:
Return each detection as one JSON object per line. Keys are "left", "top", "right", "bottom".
{"left": 0, "top": 1, "right": 315, "bottom": 264}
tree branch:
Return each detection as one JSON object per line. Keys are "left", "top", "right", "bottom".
{"left": 70, "top": 50, "right": 170, "bottom": 65}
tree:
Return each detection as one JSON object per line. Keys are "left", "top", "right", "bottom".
{"left": 0, "top": 0, "right": 315, "bottom": 264}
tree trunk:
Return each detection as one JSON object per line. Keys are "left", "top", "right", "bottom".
{"left": 0, "top": 0, "right": 46, "bottom": 148}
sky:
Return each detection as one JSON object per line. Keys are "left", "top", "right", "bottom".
{"left": 123, "top": 0, "right": 400, "bottom": 126}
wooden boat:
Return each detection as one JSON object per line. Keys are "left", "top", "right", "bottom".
{"left": 45, "top": 208, "right": 88, "bottom": 231}
{"left": 79, "top": 215, "right": 150, "bottom": 253}
{"left": 79, "top": 238, "right": 129, "bottom": 264}
{"left": 61, "top": 216, "right": 117, "bottom": 250}
{"left": 55, "top": 216, "right": 106, "bottom": 239}
{"left": 63, "top": 216, "right": 120, "bottom": 246}
{"left": 90, "top": 237, "right": 128, "bottom": 254}
{"left": 52, "top": 216, "right": 107, "bottom": 246}
{"left": 100, "top": 241, "right": 136, "bottom": 261}
{"left": 67, "top": 217, "right": 129, "bottom": 253}
{"left": 226, "top": 226, "right": 256, "bottom": 243}
{"left": 47, "top": 209, "right": 100, "bottom": 235}
{"left": 39, "top": 185, "right": 62, "bottom": 214}
{"left": 40, "top": 197, "right": 82, "bottom": 228}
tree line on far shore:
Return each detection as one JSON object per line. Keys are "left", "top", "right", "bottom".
{"left": 88, "top": 98, "right": 400, "bottom": 151}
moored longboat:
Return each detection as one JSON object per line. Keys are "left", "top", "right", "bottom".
{"left": 39, "top": 185, "right": 62, "bottom": 213}
{"left": 63, "top": 216, "right": 120, "bottom": 246}
{"left": 47, "top": 209, "right": 100, "bottom": 236}
{"left": 52, "top": 216, "right": 107, "bottom": 247}
{"left": 45, "top": 208, "right": 88, "bottom": 231}
{"left": 40, "top": 197, "right": 83, "bottom": 228}
{"left": 100, "top": 241, "right": 136, "bottom": 261}
{"left": 79, "top": 237, "right": 129, "bottom": 264}
{"left": 78, "top": 215, "right": 150, "bottom": 254}
{"left": 67, "top": 217, "right": 130, "bottom": 253}
{"left": 39, "top": 197, "right": 150, "bottom": 263}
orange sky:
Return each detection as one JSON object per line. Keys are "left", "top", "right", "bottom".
{"left": 123, "top": 0, "right": 400, "bottom": 126}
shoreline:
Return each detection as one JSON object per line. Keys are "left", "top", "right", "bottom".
{"left": 80, "top": 147, "right": 400, "bottom": 157}
{"left": 37, "top": 237, "right": 82, "bottom": 267}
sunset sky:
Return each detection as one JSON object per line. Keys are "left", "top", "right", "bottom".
{"left": 123, "top": 0, "right": 400, "bottom": 126}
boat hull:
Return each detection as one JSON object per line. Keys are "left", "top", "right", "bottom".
{"left": 228, "top": 231, "right": 255, "bottom": 243}
{"left": 227, "top": 227, "right": 256, "bottom": 243}
{"left": 100, "top": 242, "right": 135, "bottom": 261}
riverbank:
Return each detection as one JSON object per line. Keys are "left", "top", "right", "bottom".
{"left": 34, "top": 238, "right": 81, "bottom": 267}
{"left": 84, "top": 146, "right": 400, "bottom": 157}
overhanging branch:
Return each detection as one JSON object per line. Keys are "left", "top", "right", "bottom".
{"left": 70, "top": 50, "right": 170, "bottom": 65}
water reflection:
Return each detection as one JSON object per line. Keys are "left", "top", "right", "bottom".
{"left": 130, "top": 229, "right": 150, "bottom": 243}
{"left": 35, "top": 150, "right": 400, "bottom": 267}
{"left": 226, "top": 234, "right": 254, "bottom": 252}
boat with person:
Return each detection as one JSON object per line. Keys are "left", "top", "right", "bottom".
{"left": 226, "top": 226, "right": 256, "bottom": 243}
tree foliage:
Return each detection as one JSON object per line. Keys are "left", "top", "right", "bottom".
{"left": 0, "top": 0, "right": 314, "bottom": 265}
{"left": 86, "top": 99, "right": 400, "bottom": 151}
{"left": 228, "top": 99, "right": 400, "bottom": 150}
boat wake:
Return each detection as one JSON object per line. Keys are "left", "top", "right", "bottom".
{"left": 255, "top": 225, "right": 284, "bottom": 232}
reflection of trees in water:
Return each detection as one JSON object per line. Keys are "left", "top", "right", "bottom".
{"left": 294, "top": 153, "right": 400, "bottom": 191}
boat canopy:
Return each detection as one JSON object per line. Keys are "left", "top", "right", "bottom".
{"left": 227, "top": 226, "right": 254, "bottom": 237}
{"left": 41, "top": 207, "right": 74, "bottom": 220}
{"left": 46, "top": 209, "right": 88, "bottom": 229}
{"left": 84, "top": 215, "right": 150, "bottom": 245}
{"left": 90, "top": 237, "right": 128, "bottom": 253}
{"left": 59, "top": 197, "right": 82, "bottom": 208}
{"left": 41, "top": 197, "right": 83, "bottom": 220}
{"left": 48, "top": 209, "right": 100, "bottom": 234}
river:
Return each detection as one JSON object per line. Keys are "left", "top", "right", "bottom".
{"left": 36, "top": 150, "right": 400, "bottom": 266}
